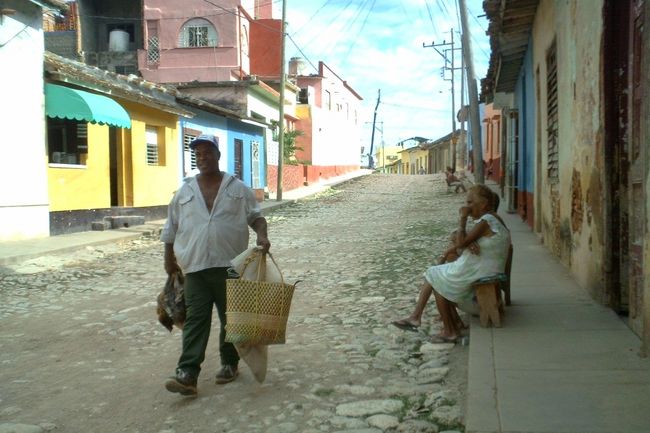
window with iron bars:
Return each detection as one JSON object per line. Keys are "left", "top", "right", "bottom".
{"left": 183, "top": 131, "right": 198, "bottom": 174}
{"left": 546, "top": 41, "right": 559, "bottom": 182}
{"left": 146, "top": 126, "right": 160, "bottom": 165}
{"left": 178, "top": 18, "right": 218, "bottom": 48}
{"left": 147, "top": 36, "right": 160, "bottom": 64}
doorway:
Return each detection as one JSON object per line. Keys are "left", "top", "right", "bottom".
{"left": 603, "top": 0, "right": 646, "bottom": 335}
{"left": 109, "top": 127, "right": 118, "bottom": 207}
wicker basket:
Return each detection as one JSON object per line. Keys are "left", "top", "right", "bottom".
{"left": 225, "top": 252, "right": 295, "bottom": 345}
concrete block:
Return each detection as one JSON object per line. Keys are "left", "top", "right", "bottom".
{"left": 91, "top": 221, "right": 110, "bottom": 231}
{"left": 108, "top": 216, "right": 145, "bottom": 229}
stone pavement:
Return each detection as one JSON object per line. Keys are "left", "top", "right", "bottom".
{"left": 3, "top": 171, "right": 648, "bottom": 432}
{"left": 466, "top": 184, "right": 650, "bottom": 433}
{"left": 0, "top": 173, "right": 467, "bottom": 433}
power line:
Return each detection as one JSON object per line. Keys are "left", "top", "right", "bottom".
{"left": 290, "top": 0, "right": 335, "bottom": 36}
{"left": 286, "top": 34, "right": 319, "bottom": 74}
{"left": 311, "top": 0, "right": 372, "bottom": 62}
{"left": 340, "top": 0, "right": 377, "bottom": 62}
{"left": 300, "top": 0, "right": 355, "bottom": 51}
{"left": 423, "top": 0, "right": 443, "bottom": 41}
{"left": 435, "top": 0, "right": 453, "bottom": 20}
{"left": 382, "top": 101, "right": 453, "bottom": 112}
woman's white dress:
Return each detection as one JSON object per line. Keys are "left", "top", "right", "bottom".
{"left": 424, "top": 213, "right": 511, "bottom": 308}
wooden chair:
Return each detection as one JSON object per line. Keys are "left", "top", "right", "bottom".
{"left": 471, "top": 244, "right": 513, "bottom": 327}
{"left": 445, "top": 177, "right": 466, "bottom": 193}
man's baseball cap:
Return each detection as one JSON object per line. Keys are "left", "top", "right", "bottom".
{"left": 189, "top": 134, "right": 219, "bottom": 151}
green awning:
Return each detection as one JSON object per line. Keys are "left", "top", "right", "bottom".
{"left": 45, "top": 83, "right": 131, "bottom": 129}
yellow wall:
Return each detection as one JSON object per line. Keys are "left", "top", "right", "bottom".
{"left": 401, "top": 147, "right": 428, "bottom": 174}
{"left": 411, "top": 148, "right": 429, "bottom": 173}
{"left": 48, "top": 123, "right": 111, "bottom": 211}
{"left": 375, "top": 145, "right": 402, "bottom": 170}
{"left": 47, "top": 100, "right": 181, "bottom": 212}
{"left": 119, "top": 100, "right": 180, "bottom": 208}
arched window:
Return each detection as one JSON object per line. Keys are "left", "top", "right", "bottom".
{"left": 178, "top": 18, "right": 218, "bottom": 48}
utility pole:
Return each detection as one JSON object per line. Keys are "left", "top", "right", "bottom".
{"left": 276, "top": 0, "right": 287, "bottom": 201}
{"left": 368, "top": 89, "right": 381, "bottom": 169}
{"left": 365, "top": 120, "right": 384, "bottom": 170}
{"left": 458, "top": 0, "right": 484, "bottom": 183}
{"left": 458, "top": 39, "right": 466, "bottom": 171}
{"left": 423, "top": 29, "right": 462, "bottom": 171}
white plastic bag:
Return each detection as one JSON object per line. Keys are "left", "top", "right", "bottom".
{"left": 228, "top": 247, "right": 283, "bottom": 383}
{"left": 230, "top": 246, "right": 282, "bottom": 282}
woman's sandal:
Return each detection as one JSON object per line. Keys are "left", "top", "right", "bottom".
{"left": 430, "top": 334, "right": 460, "bottom": 344}
{"left": 391, "top": 319, "right": 420, "bottom": 332}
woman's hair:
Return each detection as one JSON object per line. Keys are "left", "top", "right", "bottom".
{"left": 468, "top": 184, "right": 501, "bottom": 211}
{"left": 492, "top": 191, "right": 500, "bottom": 211}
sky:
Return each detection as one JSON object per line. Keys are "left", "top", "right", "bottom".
{"left": 276, "top": 0, "right": 491, "bottom": 156}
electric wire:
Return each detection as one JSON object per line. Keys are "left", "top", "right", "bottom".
{"left": 299, "top": 0, "right": 355, "bottom": 51}
{"left": 290, "top": 0, "right": 336, "bottom": 36}
{"left": 340, "top": 0, "right": 378, "bottom": 63}
{"left": 305, "top": 0, "right": 373, "bottom": 65}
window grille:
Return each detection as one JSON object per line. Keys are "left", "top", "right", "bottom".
{"left": 147, "top": 36, "right": 160, "bottom": 64}
{"left": 251, "top": 140, "right": 261, "bottom": 188}
{"left": 77, "top": 123, "right": 87, "bottom": 138}
{"left": 183, "top": 132, "right": 198, "bottom": 171}
{"left": 179, "top": 18, "right": 218, "bottom": 48}
{"left": 146, "top": 126, "right": 159, "bottom": 165}
{"left": 546, "top": 42, "right": 559, "bottom": 181}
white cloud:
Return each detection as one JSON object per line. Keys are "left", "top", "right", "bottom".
{"left": 285, "top": 0, "right": 490, "bottom": 148}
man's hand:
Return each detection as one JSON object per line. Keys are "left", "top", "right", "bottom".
{"left": 164, "top": 243, "right": 181, "bottom": 275}
{"left": 165, "top": 259, "right": 182, "bottom": 276}
{"left": 256, "top": 236, "right": 271, "bottom": 254}
{"left": 251, "top": 217, "right": 271, "bottom": 254}
{"left": 468, "top": 241, "right": 480, "bottom": 255}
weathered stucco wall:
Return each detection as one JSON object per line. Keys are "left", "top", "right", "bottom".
{"left": 642, "top": 4, "right": 650, "bottom": 356}
{"left": 533, "top": 0, "right": 606, "bottom": 296}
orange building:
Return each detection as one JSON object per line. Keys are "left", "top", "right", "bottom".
{"left": 481, "top": 103, "right": 503, "bottom": 184}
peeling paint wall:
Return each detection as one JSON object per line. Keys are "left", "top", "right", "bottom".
{"left": 532, "top": 0, "right": 606, "bottom": 295}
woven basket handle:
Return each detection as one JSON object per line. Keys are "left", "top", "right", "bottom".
{"left": 265, "top": 252, "right": 286, "bottom": 286}
{"left": 238, "top": 248, "right": 261, "bottom": 277}
{"left": 238, "top": 249, "right": 286, "bottom": 286}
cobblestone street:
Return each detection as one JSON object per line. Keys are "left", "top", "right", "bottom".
{"left": 0, "top": 173, "right": 469, "bottom": 433}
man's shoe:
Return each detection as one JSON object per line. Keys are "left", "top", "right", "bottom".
{"left": 215, "top": 365, "right": 238, "bottom": 384}
{"left": 165, "top": 369, "right": 197, "bottom": 396}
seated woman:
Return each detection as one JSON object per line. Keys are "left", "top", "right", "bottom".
{"left": 392, "top": 229, "right": 470, "bottom": 332}
{"left": 445, "top": 167, "right": 467, "bottom": 193}
{"left": 393, "top": 185, "right": 510, "bottom": 342}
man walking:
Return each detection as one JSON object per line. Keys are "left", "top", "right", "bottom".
{"left": 160, "top": 134, "right": 271, "bottom": 396}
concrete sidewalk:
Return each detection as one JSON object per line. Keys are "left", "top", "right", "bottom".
{"left": 0, "top": 170, "right": 371, "bottom": 267}
{"left": 465, "top": 208, "right": 650, "bottom": 433}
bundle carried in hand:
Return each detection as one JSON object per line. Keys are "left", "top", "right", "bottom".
{"left": 156, "top": 271, "right": 185, "bottom": 332}
{"left": 225, "top": 248, "right": 295, "bottom": 346}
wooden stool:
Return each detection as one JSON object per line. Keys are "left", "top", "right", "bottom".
{"left": 472, "top": 274, "right": 507, "bottom": 327}
{"left": 503, "top": 244, "right": 513, "bottom": 306}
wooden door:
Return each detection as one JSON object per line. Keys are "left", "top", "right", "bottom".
{"left": 627, "top": 0, "right": 646, "bottom": 332}
{"left": 604, "top": 0, "right": 646, "bottom": 331}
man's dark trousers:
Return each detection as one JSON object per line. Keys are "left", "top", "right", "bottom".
{"left": 177, "top": 267, "right": 239, "bottom": 378}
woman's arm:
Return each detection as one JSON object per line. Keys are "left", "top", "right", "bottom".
{"left": 454, "top": 208, "right": 490, "bottom": 249}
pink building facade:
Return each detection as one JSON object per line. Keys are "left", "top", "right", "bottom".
{"left": 293, "top": 62, "right": 363, "bottom": 182}
{"left": 138, "top": 0, "right": 260, "bottom": 83}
